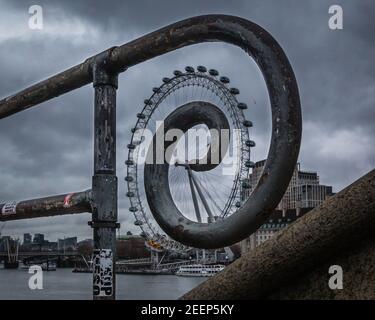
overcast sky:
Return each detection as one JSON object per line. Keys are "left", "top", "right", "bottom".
{"left": 0, "top": 0, "right": 374, "bottom": 241}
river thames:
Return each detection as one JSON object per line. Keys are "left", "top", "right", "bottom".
{"left": 0, "top": 268, "right": 206, "bottom": 300}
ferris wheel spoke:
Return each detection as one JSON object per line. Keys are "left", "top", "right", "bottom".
{"left": 195, "top": 172, "right": 223, "bottom": 216}
{"left": 186, "top": 167, "right": 202, "bottom": 223}
{"left": 189, "top": 170, "right": 214, "bottom": 223}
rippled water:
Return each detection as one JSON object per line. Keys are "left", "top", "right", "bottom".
{"left": 0, "top": 268, "right": 206, "bottom": 300}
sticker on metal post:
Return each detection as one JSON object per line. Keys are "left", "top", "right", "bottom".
{"left": 1, "top": 201, "right": 18, "bottom": 216}
{"left": 93, "top": 249, "right": 113, "bottom": 297}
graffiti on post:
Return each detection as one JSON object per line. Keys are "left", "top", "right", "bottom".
{"left": 93, "top": 249, "right": 113, "bottom": 297}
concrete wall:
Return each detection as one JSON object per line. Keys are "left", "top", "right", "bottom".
{"left": 269, "top": 236, "right": 375, "bottom": 299}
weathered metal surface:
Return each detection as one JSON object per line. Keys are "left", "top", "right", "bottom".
{"left": 93, "top": 62, "right": 118, "bottom": 174}
{"left": 145, "top": 101, "right": 229, "bottom": 230}
{"left": 91, "top": 63, "right": 118, "bottom": 300}
{"left": 181, "top": 169, "right": 375, "bottom": 299}
{"left": 139, "top": 17, "right": 301, "bottom": 248}
{"left": 0, "top": 190, "right": 92, "bottom": 221}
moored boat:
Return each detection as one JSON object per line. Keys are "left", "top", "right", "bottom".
{"left": 176, "top": 264, "right": 225, "bottom": 277}
{"left": 41, "top": 261, "right": 57, "bottom": 271}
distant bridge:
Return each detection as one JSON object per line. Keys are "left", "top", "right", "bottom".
{"left": 0, "top": 251, "right": 80, "bottom": 258}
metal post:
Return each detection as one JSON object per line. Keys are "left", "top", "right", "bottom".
{"left": 90, "top": 60, "right": 119, "bottom": 300}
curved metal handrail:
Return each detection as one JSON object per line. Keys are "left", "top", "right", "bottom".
{"left": 0, "top": 14, "right": 302, "bottom": 297}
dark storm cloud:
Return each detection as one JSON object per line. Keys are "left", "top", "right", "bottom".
{"left": 7, "top": 0, "right": 247, "bottom": 32}
{"left": 0, "top": 0, "right": 374, "bottom": 240}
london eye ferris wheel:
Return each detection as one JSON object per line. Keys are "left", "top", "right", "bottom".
{"left": 125, "top": 66, "right": 256, "bottom": 253}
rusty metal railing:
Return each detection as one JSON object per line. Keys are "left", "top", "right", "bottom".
{"left": 0, "top": 15, "right": 301, "bottom": 300}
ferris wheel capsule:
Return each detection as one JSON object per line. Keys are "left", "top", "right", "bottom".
{"left": 197, "top": 65, "right": 207, "bottom": 73}
{"left": 243, "top": 120, "right": 253, "bottom": 127}
{"left": 245, "top": 140, "right": 256, "bottom": 147}
{"left": 230, "top": 87, "right": 240, "bottom": 95}
{"left": 208, "top": 69, "right": 219, "bottom": 76}
{"left": 220, "top": 76, "right": 230, "bottom": 84}
{"left": 237, "top": 102, "right": 248, "bottom": 110}
{"left": 245, "top": 160, "right": 255, "bottom": 168}
{"left": 185, "top": 66, "right": 195, "bottom": 73}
